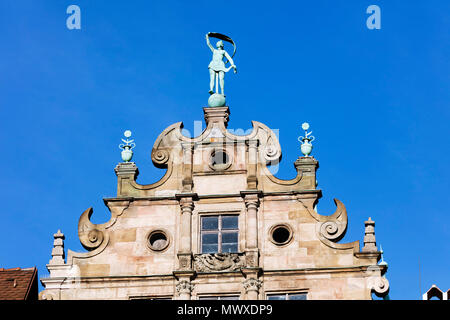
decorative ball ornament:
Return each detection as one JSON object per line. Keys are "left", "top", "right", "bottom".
{"left": 208, "top": 93, "right": 226, "bottom": 107}
{"left": 119, "top": 130, "right": 136, "bottom": 162}
{"left": 301, "top": 122, "right": 310, "bottom": 131}
{"left": 298, "top": 122, "right": 315, "bottom": 157}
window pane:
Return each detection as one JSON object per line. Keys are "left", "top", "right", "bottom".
{"left": 202, "top": 216, "right": 218, "bottom": 230}
{"left": 222, "top": 216, "right": 238, "bottom": 229}
{"left": 267, "top": 295, "right": 286, "bottom": 300}
{"left": 202, "top": 233, "right": 218, "bottom": 253}
{"left": 222, "top": 243, "right": 238, "bottom": 253}
{"left": 202, "top": 244, "right": 218, "bottom": 253}
{"left": 219, "top": 296, "right": 240, "bottom": 300}
{"left": 199, "top": 296, "right": 239, "bottom": 300}
{"left": 202, "top": 233, "right": 218, "bottom": 244}
{"left": 222, "top": 232, "right": 238, "bottom": 244}
{"left": 288, "top": 294, "right": 307, "bottom": 300}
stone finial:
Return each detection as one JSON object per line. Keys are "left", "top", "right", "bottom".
{"left": 378, "top": 245, "right": 388, "bottom": 267}
{"left": 362, "top": 217, "right": 377, "bottom": 252}
{"left": 49, "top": 230, "right": 66, "bottom": 265}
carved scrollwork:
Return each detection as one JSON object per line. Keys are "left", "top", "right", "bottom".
{"left": 320, "top": 220, "right": 344, "bottom": 241}
{"left": 194, "top": 253, "right": 244, "bottom": 272}
{"left": 298, "top": 198, "right": 359, "bottom": 251}
{"left": 315, "top": 199, "right": 348, "bottom": 243}
{"left": 369, "top": 276, "right": 390, "bottom": 298}
{"left": 151, "top": 149, "right": 170, "bottom": 168}
{"left": 262, "top": 135, "right": 281, "bottom": 164}
{"left": 264, "top": 144, "right": 277, "bottom": 159}
{"left": 78, "top": 208, "right": 105, "bottom": 251}
{"left": 300, "top": 198, "right": 348, "bottom": 242}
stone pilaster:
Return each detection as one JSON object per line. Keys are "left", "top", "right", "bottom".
{"left": 362, "top": 217, "right": 377, "bottom": 252}
{"left": 176, "top": 194, "right": 197, "bottom": 271}
{"left": 241, "top": 191, "right": 262, "bottom": 268}
{"left": 181, "top": 143, "right": 194, "bottom": 192}
{"left": 114, "top": 162, "right": 139, "bottom": 196}
{"left": 294, "top": 156, "right": 318, "bottom": 189}
{"left": 246, "top": 139, "right": 259, "bottom": 189}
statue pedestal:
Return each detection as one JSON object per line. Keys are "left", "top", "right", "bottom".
{"left": 203, "top": 106, "right": 230, "bottom": 127}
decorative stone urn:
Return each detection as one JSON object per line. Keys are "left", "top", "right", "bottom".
{"left": 298, "top": 122, "right": 315, "bottom": 157}
{"left": 119, "top": 130, "right": 136, "bottom": 162}
{"left": 121, "top": 146, "right": 133, "bottom": 162}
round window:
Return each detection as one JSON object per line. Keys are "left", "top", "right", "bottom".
{"left": 209, "top": 149, "right": 232, "bottom": 171}
{"left": 147, "top": 230, "right": 170, "bottom": 251}
{"left": 269, "top": 224, "right": 293, "bottom": 246}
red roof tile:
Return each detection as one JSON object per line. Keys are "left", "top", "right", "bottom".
{"left": 0, "top": 267, "right": 38, "bottom": 300}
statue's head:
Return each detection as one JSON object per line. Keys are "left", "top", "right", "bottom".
{"left": 216, "top": 40, "right": 224, "bottom": 49}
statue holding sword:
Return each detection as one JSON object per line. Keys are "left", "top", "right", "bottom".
{"left": 206, "top": 32, "right": 237, "bottom": 97}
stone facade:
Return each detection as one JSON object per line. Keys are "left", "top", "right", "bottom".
{"left": 40, "top": 106, "right": 389, "bottom": 300}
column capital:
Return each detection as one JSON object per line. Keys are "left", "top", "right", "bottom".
{"left": 240, "top": 190, "right": 263, "bottom": 198}
{"left": 176, "top": 279, "right": 195, "bottom": 295}
{"left": 246, "top": 139, "right": 259, "bottom": 148}
{"left": 177, "top": 195, "right": 196, "bottom": 213}
{"left": 243, "top": 278, "right": 263, "bottom": 293}
{"left": 181, "top": 142, "right": 195, "bottom": 151}
{"left": 241, "top": 191, "right": 262, "bottom": 209}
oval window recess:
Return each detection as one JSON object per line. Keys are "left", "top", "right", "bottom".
{"left": 147, "top": 230, "right": 170, "bottom": 252}
{"left": 269, "top": 224, "right": 293, "bottom": 246}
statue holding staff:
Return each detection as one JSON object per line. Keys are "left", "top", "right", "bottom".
{"left": 206, "top": 32, "right": 237, "bottom": 97}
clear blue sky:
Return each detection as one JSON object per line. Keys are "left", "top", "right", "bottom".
{"left": 0, "top": 1, "right": 448, "bottom": 300}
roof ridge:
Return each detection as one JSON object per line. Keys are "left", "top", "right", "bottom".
{"left": 0, "top": 267, "right": 21, "bottom": 271}
{"left": 0, "top": 267, "right": 36, "bottom": 272}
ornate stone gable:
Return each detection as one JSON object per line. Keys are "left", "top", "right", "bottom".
{"left": 40, "top": 104, "right": 389, "bottom": 300}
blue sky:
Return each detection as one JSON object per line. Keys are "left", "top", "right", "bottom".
{"left": 0, "top": 1, "right": 448, "bottom": 300}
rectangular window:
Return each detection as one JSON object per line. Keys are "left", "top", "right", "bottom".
{"left": 267, "top": 293, "right": 307, "bottom": 300}
{"left": 198, "top": 295, "right": 240, "bottom": 300}
{"left": 129, "top": 296, "right": 172, "bottom": 300}
{"left": 201, "top": 215, "right": 239, "bottom": 254}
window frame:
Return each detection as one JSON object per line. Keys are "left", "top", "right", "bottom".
{"left": 266, "top": 292, "right": 308, "bottom": 300}
{"left": 198, "top": 294, "right": 240, "bottom": 300}
{"left": 200, "top": 214, "right": 239, "bottom": 254}
{"left": 129, "top": 295, "right": 173, "bottom": 300}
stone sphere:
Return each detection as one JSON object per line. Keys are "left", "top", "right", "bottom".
{"left": 208, "top": 93, "right": 226, "bottom": 107}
